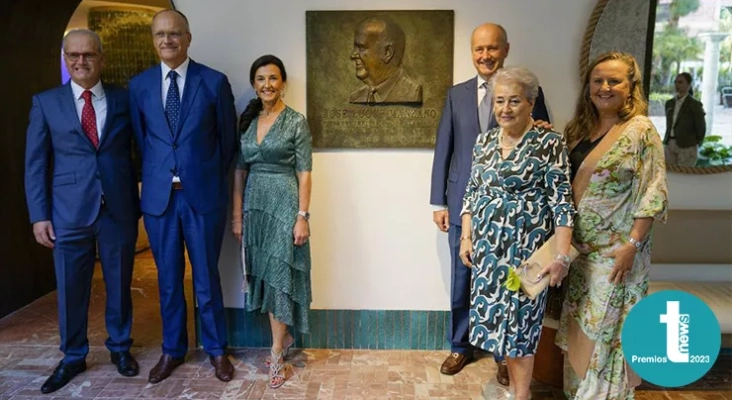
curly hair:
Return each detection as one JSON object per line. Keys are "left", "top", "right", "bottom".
{"left": 564, "top": 51, "right": 647, "bottom": 146}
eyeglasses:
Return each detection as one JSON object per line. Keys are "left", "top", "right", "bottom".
{"left": 154, "top": 31, "right": 184, "bottom": 39}
{"left": 64, "top": 52, "right": 100, "bottom": 61}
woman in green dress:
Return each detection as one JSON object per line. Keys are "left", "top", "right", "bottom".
{"left": 231, "top": 55, "right": 313, "bottom": 389}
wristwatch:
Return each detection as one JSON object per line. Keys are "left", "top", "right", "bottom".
{"left": 297, "top": 211, "right": 310, "bottom": 221}
{"left": 628, "top": 237, "right": 642, "bottom": 250}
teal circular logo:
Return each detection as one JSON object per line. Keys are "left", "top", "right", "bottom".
{"left": 622, "top": 290, "right": 720, "bottom": 387}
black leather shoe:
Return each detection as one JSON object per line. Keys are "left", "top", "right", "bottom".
{"left": 111, "top": 351, "right": 139, "bottom": 377}
{"left": 40, "top": 361, "right": 87, "bottom": 394}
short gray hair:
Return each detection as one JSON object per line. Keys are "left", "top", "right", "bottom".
{"left": 488, "top": 66, "right": 540, "bottom": 103}
{"left": 63, "top": 28, "right": 103, "bottom": 53}
{"left": 152, "top": 9, "right": 191, "bottom": 33}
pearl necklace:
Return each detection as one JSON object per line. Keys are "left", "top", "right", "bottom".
{"left": 498, "top": 118, "right": 534, "bottom": 149}
{"left": 498, "top": 133, "right": 520, "bottom": 149}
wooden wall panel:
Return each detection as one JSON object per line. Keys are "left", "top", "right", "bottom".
{"left": 0, "top": 0, "right": 81, "bottom": 318}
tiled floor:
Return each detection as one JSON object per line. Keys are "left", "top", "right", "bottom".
{"left": 0, "top": 250, "right": 729, "bottom": 399}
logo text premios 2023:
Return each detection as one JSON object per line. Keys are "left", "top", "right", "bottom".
{"left": 622, "top": 290, "right": 721, "bottom": 387}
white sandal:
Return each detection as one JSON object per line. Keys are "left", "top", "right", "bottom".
{"left": 268, "top": 349, "right": 287, "bottom": 389}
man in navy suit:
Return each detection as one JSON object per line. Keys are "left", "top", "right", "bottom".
{"left": 24, "top": 29, "right": 140, "bottom": 394}
{"left": 429, "top": 23, "right": 550, "bottom": 384}
{"left": 129, "top": 9, "right": 237, "bottom": 383}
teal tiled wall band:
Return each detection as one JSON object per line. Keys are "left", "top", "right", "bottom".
{"left": 198, "top": 309, "right": 451, "bottom": 350}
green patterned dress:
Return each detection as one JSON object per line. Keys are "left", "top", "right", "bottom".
{"left": 556, "top": 116, "right": 668, "bottom": 399}
{"left": 237, "top": 106, "right": 312, "bottom": 334}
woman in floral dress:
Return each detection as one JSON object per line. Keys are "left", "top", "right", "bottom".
{"left": 556, "top": 51, "right": 668, "bottom": 400}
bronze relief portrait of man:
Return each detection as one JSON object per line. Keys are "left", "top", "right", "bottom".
{"left": 306, "top": 10, "right": 454, "bottom": 148}
{"left": 348, "top": 16, "right": 423, "bottom": 105}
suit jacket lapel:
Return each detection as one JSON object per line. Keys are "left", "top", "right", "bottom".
{"left": 149, "top": 68, "right": 173, "bottom": 137}
{"left": 98, "top": 83, "right": 115, "bottom": 149}
{"left": 464, "top": 77, "right": 480, "bottom": 135}
{"left": 674, "top": 99, "right": 691, "bottom": 128}
{"left": 666, "top": 99, "right": 675, "bottom": 130}
{"left": 59, "top": 83, "right": 96, "bottom": 150}
{"left": 176, "top": 61, "right": 202, "bottom": 138}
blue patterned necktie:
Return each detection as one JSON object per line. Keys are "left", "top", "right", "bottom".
{"left": 478, "top": 81, "right": 492, "bottom": 132}
{"left": 165, "top": 70, "right": 181, "bottom": 133}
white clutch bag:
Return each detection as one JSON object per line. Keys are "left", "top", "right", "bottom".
{"left": 518, "top": 236, "right": 579, "bottom": 300}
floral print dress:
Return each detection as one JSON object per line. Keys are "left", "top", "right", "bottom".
{"left": 556, "top": 115, "right": 668, "bottom": 400}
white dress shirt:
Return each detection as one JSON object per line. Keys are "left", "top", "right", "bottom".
{"left": 160, "top": 57, "right": 190, "bottom": 183}
{"left": 70, "top": 80, "right": 107, "bottom": 140}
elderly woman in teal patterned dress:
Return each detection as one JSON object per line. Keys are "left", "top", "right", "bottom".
{"left": 459, "top": 66, "right": 576, "bottom": 400}
{"left": 231, "top": 55, "right": 313, "bottom": 389}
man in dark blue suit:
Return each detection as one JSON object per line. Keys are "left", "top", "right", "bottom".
{"left": 429, "top": 23, "right": 550, "bottom": 384}
{"left": 129, "top": 9, "right": 237, "bottom": 383}
{"left": 24, "top": 29, "right": 140, "bottom": 394}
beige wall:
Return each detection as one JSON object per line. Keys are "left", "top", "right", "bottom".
{"left": 652, "top": 210, "right": 732, "bottom": 264}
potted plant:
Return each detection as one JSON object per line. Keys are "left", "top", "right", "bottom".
{"left": 696, "top": 135, "right": 732, "bottom": 167}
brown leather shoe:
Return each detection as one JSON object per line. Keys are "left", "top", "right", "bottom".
{"left": 440, "top": 352, "right": 471, "bottom": 375}
{"left": 210, "top": 355, "right": 235, "bottom": 382}
{"left": 148, "top": 354, "right": 184, "bottom": 384}
{"left": 496, "top": 360, "right": 510, "bottom": 386}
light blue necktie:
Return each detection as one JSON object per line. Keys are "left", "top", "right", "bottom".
{"left": 478, "top": 81, "right": 492, "bottom": 132}
{"left": 165, "top": 70, "right": 181, "bottom": 133}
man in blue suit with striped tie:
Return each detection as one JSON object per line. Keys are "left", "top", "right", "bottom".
{"left": 25, "top": 29, "right": 140, "bottom": 394}
{"left": 429, "top": 23, "right": 550, "bottom": 385}
{"left": 129, "top": 9, "right": 237, "bottom": 383}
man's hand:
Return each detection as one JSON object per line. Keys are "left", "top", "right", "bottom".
{"left": 33, "top": 221, "right": 56, "bottom": 249}
{"left": 533, "top": 119, "right": 553, "bottom": 130}
{"left": 433, "top": 210, "right": 449, "bottom": 232}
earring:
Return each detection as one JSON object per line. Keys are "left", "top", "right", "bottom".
{"left": 281, "top": 90, "right": 286, "bottom": 99}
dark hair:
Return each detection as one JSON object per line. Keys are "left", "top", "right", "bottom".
{"left": 238, "top": 55, "right": 288, "bottom": 133}
{"left": 677, "top": 72, "right": 692, "bottom": 85}
{"left": 677, "top": 72, "right": 694, "bottom": 96}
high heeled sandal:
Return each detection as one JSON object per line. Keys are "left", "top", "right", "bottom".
{"left": 266, "top": 335, "right": 295, "bottom": 366}
{"left": 282, "top": 334, "right": 295, "bottom": 358}
{"left": 268, "top": 349, "right": 287, "bottom": 389}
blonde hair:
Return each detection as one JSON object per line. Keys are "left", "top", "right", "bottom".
{"left": 564, "top": 51, "right": 647, "bottom": 146}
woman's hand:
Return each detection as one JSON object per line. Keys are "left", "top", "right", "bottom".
{"left": 607, "top": 242, "right": 636, "bottom": 284}
{"left": 538, "top": 261, "right": 568, "bottom": 287}
{"left": 232, "top": 216, "right": 243, "bottom": 243}
{"left": 293, "top": 217, "right": 310, "bottom": 246}
{"left": 459, "top": 238, "right": 473, "bottom": 268}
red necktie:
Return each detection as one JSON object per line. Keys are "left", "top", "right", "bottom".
{"left": 81, "top": 90, "right": 99, "bottom": 148}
